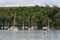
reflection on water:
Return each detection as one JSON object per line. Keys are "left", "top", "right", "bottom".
{"left": 0, "top": 30, "right": 60, "bottom": 40}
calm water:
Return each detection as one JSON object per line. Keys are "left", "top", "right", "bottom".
{"left": 0, "top": 30, "right": 60, "bottom": 40}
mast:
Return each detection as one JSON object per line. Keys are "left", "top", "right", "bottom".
{"left": 47, "top": 20, "right": 50, "bottom": 29}
{"left": 22, "top": 17, "right": 24, "bottom": 29}
{"left": 13, "top": 13, "right": 16, "bottom": 26}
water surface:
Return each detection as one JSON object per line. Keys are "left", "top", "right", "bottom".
{"left": 0, "top": 30, "right": 60, "bottom": 40}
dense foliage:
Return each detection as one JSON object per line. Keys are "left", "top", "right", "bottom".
{"left": 0, "top": 5, "right": 60, "bottom": 29}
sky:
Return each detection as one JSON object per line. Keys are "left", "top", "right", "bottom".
{"left": 0, "top": 0, "right": 60, "bottom": 7}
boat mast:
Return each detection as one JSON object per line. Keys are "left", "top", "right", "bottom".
{"left": 13, "top": 13, "right": 16, "bottom": 26}
{"left": 47, "top": 20, "right": 50, "bottom": 29}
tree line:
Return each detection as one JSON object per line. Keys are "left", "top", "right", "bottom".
{"left": 0, "top": 5, "right": 60, "bottom": 29}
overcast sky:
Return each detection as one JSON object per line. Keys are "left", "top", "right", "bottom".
{"left": 0, "top": 0, "right": 60, "bottom": 7}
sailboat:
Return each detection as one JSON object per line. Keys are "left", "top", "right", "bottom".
{"left": 10, "top": 13, "right": 18, "bottom": 31}
{"left": 10, "top": 26, "right": 18, "bottom": 31}
{"left": 42, "top": 21, "right": 50, "bottom": 31}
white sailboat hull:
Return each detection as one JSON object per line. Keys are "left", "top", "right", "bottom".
{"left": 10, "top": 27, "right": 18, "bottom": 32}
